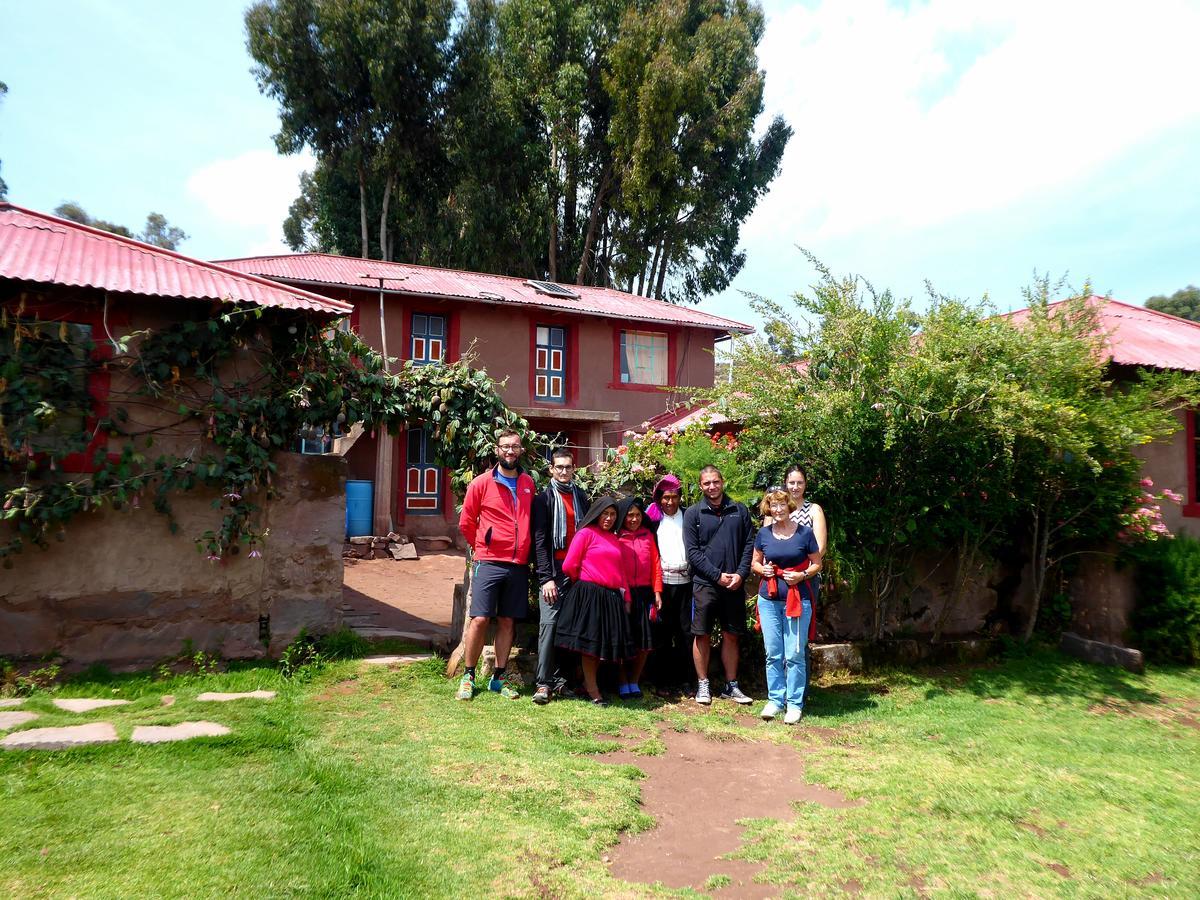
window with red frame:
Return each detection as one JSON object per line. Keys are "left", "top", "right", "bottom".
{"left": 411, "top": 313, "right": 446, "bottom": 365}
{"left": 619, "top": 329, "right": 668, "bottom": 385}
{"left": 534, "top": 325, "right": 566, "bottom": 403}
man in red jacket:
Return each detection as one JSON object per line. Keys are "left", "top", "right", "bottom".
{"left": 456, "top": 429, "right": 535, "bottom": 700}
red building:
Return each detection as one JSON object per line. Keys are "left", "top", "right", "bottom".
{"left": 216, "top": 253, "right": 753, "bottom": 535}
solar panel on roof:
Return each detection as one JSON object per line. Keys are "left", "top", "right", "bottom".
{"left": 525, "top": 279, "right": 580, "bottom": 299}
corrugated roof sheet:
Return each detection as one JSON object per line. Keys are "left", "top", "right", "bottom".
{"left": 0, "top": 203, "right": 351, "bottom": 317}
{"left": 215, "top": 252, "right": 754, "bottom": 334}
{"left": 1006, "top": 296, "right": 1200, "bottom": 373}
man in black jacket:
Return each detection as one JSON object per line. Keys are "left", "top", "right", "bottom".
{"left": 530, "top": 447, "right": 589, "bottom": 704}
{"left": 683, "top": 465, "right": 755, "bottom": 706}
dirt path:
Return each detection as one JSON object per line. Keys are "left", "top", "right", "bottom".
{"left": 342, "top": 552, "right": 464, "bottom": 641}
{"left": 594, "top": 723, "right": 861, "bottom": 897}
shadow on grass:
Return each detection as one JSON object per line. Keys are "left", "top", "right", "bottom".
{"left": 954, "top": 647, "right": 1165, "bottom": 707}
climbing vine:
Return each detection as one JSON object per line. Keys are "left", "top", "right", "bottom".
{"left": 0, "top": 298, "right": 526, "bottom": 566}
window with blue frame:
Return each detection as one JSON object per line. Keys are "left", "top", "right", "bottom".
{"left": 411, "top": 313, "right": 446, "bottom": 365}
{"left": 535, "top": 325, "right": 566, "bottom": 403}
{"left": 406, "top": 427, "right": 441, "bottom": 514}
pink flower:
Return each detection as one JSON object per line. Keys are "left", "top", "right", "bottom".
{"left": 206, "top": 553, "right": 221, "bottom": 562}
{"left": 616, "top": 445, "right": 628, "bottom": 455}
{"left": 224, "top": 492, "right": 242, "bottom": 502}
{"left": 248, "top": 548, "right": 262, "bottom": 559}
{"left": 1140, "top": 477, "right": 1154, "bottom": 488}
{"left": 1163, "top": 489, "right": 1184, "bottom": 504}
{"left": 631, "top": 462, "right": 645, "bottom": 473}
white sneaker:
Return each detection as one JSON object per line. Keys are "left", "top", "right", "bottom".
{"left": 784, "top": 706, "right": 803, "bottom": 725}
{"left": 760, "top": 701, "right": 781, "bottom": 720}
{"left": 695, "top": 679, "right": 712, "bottom": 705}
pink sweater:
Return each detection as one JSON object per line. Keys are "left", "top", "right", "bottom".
{"left": 563, "top": 526, "right": 632, "bottom": 590}
{"left": 619, "top": 528, "right": 663, "bottom": 591}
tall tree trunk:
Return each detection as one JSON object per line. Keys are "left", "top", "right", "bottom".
{"left": 378, "top": 174, "right": 394, "bottom": 262}
{"left": 644, "top": 235, "right": 664, "bottom": 298}
{"left": 654, "top": 236, "right": 671, "bottom": 299}
{"left": 1022, "top": 498, "right": 1053, "bottom": 642}
{"left": 357, "top": 163, "right": 369, "bottom": 259}
{"left": 575, "top": 167, "right": 611, "bottom": 284}
{"left": 563, "top": 138, "right": 577, "bottom": 274}
{"left": 547, "top": 141, "right": 559, "bottom": 281}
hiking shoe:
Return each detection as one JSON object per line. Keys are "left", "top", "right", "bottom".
{"left": 532, "top": 684, "right": 552, "bottom": 705}
{"left": 489, "top": 675, "right": 520, "bottom": 700}
{"left": 695, "top": 679, "right": 712, "bottom": 705}
{"left": 456, "top": 673, "right": 475, "bottom": 701}
{"left": 760, "top": 701, "right": 782, "bottom": 720}
{"left": 784, "top": 706, "right": 803, "bottom": 725}
{"left": 719, "top": 682, "right": 753, "bottom": 705}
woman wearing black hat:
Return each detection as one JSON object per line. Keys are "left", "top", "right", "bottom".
{"left": 555, "top": 496, "right": 636, "bottom": 705}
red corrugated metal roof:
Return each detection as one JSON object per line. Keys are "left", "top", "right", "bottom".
{"left": 0, "top": 203, "right": 351, "bottom": 317}
{"left": 1006, "top": 296, "right": 1200, "bottom": 372}
{"left": 215, "top": 252, "right": 754, "bottom": 334}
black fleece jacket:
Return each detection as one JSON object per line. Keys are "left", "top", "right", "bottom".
{"left": 682, "top": 495, "right": 755, "bottom": 587}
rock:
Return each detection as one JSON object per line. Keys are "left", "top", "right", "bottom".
{"left": 810, "top": 643, "right": 864, "bottom": 676}
{"left": 195, "top": 690, "right": 276, "bottom": 702}
{"left": 1060, "top": 632, "right": 1145, "bottom": 674}
{"left": 1, "top": 722, "right": 119, "bottom": 750}
{"left": 371, "top": 540, "right": 388, "bottom": 550}
{"left": 0, "top": 712, "right": 38, "bottom": 730}
{"left": 131, "top": 721, "right": 231, "bottom": 743}
{"left": 389, "top": 544, "right": 419, "bottom": 560}
{"left": 161, "top": 695, "right": 176, "bottom": 707}
{"left": 362, "top": 654, "right": 433, "bottom": 666}
{"left": 53, "top": 698, "right": 133, "bottom": 713}
{"left": 344, "top": 557, "right": 359, "bottom": 567}
{"left": 0, "top": 699, "right": 24, "bottom": 709}
{"left": 386, "top": 532, "right": 407, "bottom": 544}
{"left": 415, "top": 535, "right": 454, "bottom": 550}
{"left": 349, "top": 536, "right": 373, "bottom": 545}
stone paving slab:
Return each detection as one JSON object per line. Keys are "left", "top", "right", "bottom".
{"left": 1, "top": 722, "right": 119, "bottom": 750}
{"left": 196, "top": 690, "right": 276, "bottom": 702}
{"left": 362, "top": 654, "right": 434, "bottom": 666}
{"left": 0, "top": 698, "right": 24, "bottom": 708}
{"left": 0, "top": 711, "right": 38, "bottom": 730}
{"left": 53, "top": 698, "right": 134, "bottom": 713}
{"left": 131, "top": 721, "right": 231, "bottom": 744}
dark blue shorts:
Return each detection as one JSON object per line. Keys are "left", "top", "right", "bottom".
{"left": 470, "top": 562, "right": 529, "bottom": 620}
{"left": 689, "top": 583, "right": 748, "bottom": 636}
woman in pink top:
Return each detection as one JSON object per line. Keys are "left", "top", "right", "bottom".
{"left": 617, "top": 497, "right": 662, "bottom": 699}
{"left": 555, "top": 495, "right": 635, "bottom": 705}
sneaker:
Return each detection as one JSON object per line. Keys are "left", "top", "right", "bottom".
{"left": 489, "top": 675, "right": 520, "bottom": 700}
{"left": 719, "top": 682, "right": 753, "bottom": 705}
{"left": 784, "top": 706, "right": 803, "bottom": 725}
{"left": 532, "top": 684, "right": 552, "bottom": 705}
{"left": 695, "top": 679, "right": 712, "bottom": 705}
{"left": 456, "top": 673, "right": 475, "bottom": 700}
{"left": 760, "top": 701, "right": 782, "bottom": 720}
{"left": 629, "top": 684, "right": 643, "bottom": 699}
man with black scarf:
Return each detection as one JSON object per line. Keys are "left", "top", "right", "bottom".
{"left": 530, "top": 446, "right": 590, "bottom": 704}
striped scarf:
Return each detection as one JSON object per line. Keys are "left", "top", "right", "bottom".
{"left": 550, "top": 480, "right": 588, "bottom": 550}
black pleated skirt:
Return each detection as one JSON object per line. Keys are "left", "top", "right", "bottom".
{"left": 555, "top": 579, "right": 634, "bottom": 661}
{"left": 628, "top": 585, "right": 654, "bottom": 652}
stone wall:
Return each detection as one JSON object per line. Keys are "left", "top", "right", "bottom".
{"left": 0, "top": 453, "right": 346, "bottom": 668}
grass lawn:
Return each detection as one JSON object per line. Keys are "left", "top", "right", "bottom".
{"left": 1, "top": 647, "right": 1197, "bottom": 898}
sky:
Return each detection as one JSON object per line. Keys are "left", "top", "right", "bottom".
{"left": 3, "top": 0, "right": 1199, "bottom": 334}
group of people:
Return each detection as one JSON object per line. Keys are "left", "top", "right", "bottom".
{"left": 455, "top": 430, "right": 827, "bottom": 722}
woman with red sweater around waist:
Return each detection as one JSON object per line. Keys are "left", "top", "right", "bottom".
{"left": 555, "top": 496, "right": 635, "bottom": 705}
{"left": 616, "top": 497, "right": 663, "bottom": 700}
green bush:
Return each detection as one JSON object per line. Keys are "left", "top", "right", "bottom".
{"left": 1130, "top": 536, "right": 1200, "bottom": 664}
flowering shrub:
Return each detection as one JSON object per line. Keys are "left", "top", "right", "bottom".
{"left": 1117, "top": 478, "right": 1183, "bottom": 543}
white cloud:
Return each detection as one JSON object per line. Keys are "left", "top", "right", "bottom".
{"left": 186, "top": 148, "right": 314, "bottom": 234}
{"left": 749, "top": 0, "right": 1200, "bottom": 240}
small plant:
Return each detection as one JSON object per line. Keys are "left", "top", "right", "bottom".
{"left": 318, "top": 627, "right": 370, "bottom": 660}
{"left": 280, "top": 630, "right": 326, "bottom": 680}
{"left": 155, "top": 641, "right": 222, "bottom": 679}
{"left": 0, "top": 658, "right": 62, "bottom": 697}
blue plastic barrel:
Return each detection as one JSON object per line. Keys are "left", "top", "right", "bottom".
{"left": 346, "top": 480, "right": 374, "bottom": 537}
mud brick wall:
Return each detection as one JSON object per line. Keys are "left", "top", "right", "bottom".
{"left": 0, "top": 453, "right": 346, "bottom": 668}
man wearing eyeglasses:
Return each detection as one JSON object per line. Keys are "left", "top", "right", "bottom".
{"left": 530, "top": 446, "right": 590, "bottom": 705}
{"left": 456, "top": 429, "right": 536, "bottom": 701}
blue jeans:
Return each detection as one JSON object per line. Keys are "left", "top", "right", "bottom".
{"left": 758, "top": 595, "right": 811, "bottom": 711}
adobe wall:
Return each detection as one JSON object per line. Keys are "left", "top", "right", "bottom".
{"left": 1135, "top": 407, "right": 1197, "bottom": 538}
{"left": 0, "top": 452, "right": 346, "bottom": 668}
